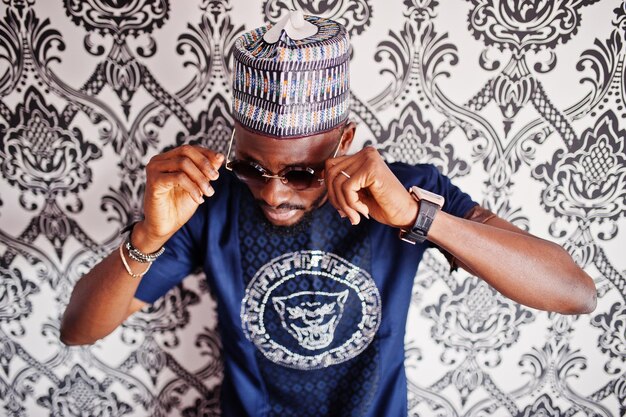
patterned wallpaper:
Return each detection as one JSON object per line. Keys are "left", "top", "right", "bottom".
{"left": 0, "top": 0, "right": 625, "bottom": 416}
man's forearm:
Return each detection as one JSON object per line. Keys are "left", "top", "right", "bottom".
{"left": 60, "top": 224, "right": 161, "bottom": 345}
{"left": 427, "top": 211, "right": 597, "bottom": 314}
{"left": 60, "top": 249, "right": 142, "bottom": 345}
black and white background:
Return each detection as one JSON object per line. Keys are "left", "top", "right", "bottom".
{"left": 0, "top": 0, "right": 625, "bottom": 416}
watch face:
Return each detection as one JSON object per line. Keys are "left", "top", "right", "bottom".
{"left": 411, "top": 186, "right": 445, "bottom": 207}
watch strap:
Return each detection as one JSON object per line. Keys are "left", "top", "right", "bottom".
{"left": 399, "top": 199, "right": 440, "bottom": 244}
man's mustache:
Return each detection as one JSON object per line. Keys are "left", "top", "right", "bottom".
{"left": 256, "top": 200, "right": 306, "bottom": 211}
{"left": 255, "top": 190, "right": 328, "bottom": 212}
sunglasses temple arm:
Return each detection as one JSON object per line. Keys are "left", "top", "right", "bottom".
{"left": 225, "top": 128, "right": 235, "bottom": 168}
{"left": 332, "top": 131, "right": 344, "bottom": 158}
{"left": 332, "top": 142, "right": 340, "bottom": 158}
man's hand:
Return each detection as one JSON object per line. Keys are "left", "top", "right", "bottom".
{"left": 325, "top": 146, "right": 417, "bottom": 228}
{"left": 137, "top": 145, "right": 224, "bottom": 248}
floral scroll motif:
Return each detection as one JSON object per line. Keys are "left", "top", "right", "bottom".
{"left": 424, "top": 278, "right": 534, "bottom": 354}
{"left": 63, "top": 0, "right": 170, "bottom": 37}
{"left": 0, "top": 87, "right": 101, "bottom": 198}
{"left": 591, "top": 302, "right": 626, "bottom": 374}
{"left": 37, "top": 365, "right": 131, "bottom": 417}
{"left": 0, "top": 266, "right": 39, "bottom": 336}
{"left": 532, "top": 110, "right": 626, "bottom": 222}
{"left": 377, "top": 102, "right": 470, "bottom": 177}
{"left": 468, "top": 0, "right": 597, "bottom": 52}
{"left": 423, "top": 277, "right": 534, "bottom": 403}
{"left": 517, "top": 394, "right": 564, "bottom": 417}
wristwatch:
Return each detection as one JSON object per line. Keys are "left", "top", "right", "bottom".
{"left": 399, "top": 186, "right": 445, "bottom": 244}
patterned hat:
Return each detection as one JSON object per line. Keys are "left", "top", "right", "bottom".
{"left": 232, "top": 11, "right": 350, "bottom": 138}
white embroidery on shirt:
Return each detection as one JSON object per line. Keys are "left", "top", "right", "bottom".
{"left": 272, "top": 290, "right": 349, "bottom": 350}
{"left": 241, "top": 250, "right": 381, "bottom": 370}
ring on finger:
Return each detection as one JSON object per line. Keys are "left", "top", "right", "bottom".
{"left": 340, "top": 170, "right": 351, "bottom": 179}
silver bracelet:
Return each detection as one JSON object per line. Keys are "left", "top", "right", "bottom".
{"left": 119, "top": 243, "right": 152, "bottom": 278}
{"left": 124, "top": 237, "right": 165, "bottom": 263}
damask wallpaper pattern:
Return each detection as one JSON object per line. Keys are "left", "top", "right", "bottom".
{"left": 0, "top": 0, "right": 624, "bottom": 416}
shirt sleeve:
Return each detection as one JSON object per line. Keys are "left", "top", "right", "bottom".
{"left": 423, "top": 164, "right": 477, "bottom": 219}
{"left": 133, "top": 208, "right": 207, "bottom": 304}
{"left": 391, "top": 162, "right": 478, "bottom": 218}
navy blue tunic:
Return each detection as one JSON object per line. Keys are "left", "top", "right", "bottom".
{"left": 134, "top": 162, "right": 477, "bottom": 417}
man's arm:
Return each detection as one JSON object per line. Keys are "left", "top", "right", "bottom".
{"left": 60, "top": 223, "right": 157, "bottom": 346}
{"left": 324, "top": 146, "right": 597, "bottom": 315}
{"left": 60, "top": 145, "right": 223, "bottom": 345}
{"left": 428, "top": 209, "right": 596, "bottom": 314}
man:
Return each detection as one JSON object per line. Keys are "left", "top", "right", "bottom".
{"left": 61, "top": 11, "right": 596, "bottom": 417}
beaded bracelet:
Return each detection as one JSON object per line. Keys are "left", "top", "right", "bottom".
{"left": 125, "top": 237, "right": 165, "bottom": 263}
{"left": 121, "top": 221, "right": 165, "bottom": 263}
{"left": 119, "top": 243, "right": 152, "bottom": 279}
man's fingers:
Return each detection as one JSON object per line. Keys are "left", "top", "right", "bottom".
{"left": 326, "top": 159, "right": 370, "bottom": 225}
{"left": 152, "top": 157, "right": 215, "bottom": 198}
{"left": 151, "top": 145, "right": 223, "bottom": 179}
{"left": 337, "top": 174, "right": 372, "bottom": 224}
{"left": 325, "top": 159, "right": 354, "bottom": 221}
{"left": 156, "top": 172, "right": 205, "bottom": 205}
{"left": 193, "top": 146, "right": 225, "bottom": 172}
{"left": 343, "top": 180, "right": 370, "bottom": 219}
{"left": 176, "top": 145, "right": 222, "bottom": 181}
{"left": 331, "top": 173, "right": 361, "bottom": 224}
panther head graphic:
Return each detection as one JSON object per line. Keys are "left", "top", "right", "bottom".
{"left": 272, "top": 290, "right": 350, "bottom": 351}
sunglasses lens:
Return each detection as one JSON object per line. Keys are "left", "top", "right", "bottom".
{"left": 229, "top": 161, "right": 266, "bottom": 185}
{"left": 228, "top": 161, "right": 321, "bottom": 190}
{"left": 284, "top": 170, "right": 318, "bottom": 190}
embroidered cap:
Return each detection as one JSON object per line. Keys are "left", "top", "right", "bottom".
{"left": 232, "top": 11, "right": 350, "bottom": 138}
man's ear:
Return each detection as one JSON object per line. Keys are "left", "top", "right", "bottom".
{"left": 339, "top": 121, "right": 357, "bottom": 155}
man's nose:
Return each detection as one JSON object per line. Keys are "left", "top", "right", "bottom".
{"left": 258, "top": 178, "right": 292, "bottom": 208}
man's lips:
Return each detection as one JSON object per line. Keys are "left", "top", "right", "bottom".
{"left": 261, "top": 206, "right": 300, "bottom": 222}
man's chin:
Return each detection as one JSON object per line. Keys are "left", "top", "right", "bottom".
{"left": 258, "top": 206, "right": 316, "bottom": 236}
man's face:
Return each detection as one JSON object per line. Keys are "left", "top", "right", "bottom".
{"left": 233, "top": 122, "right": 354, "bottom": 227}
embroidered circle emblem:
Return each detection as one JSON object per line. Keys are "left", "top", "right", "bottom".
{"left": 241, "top": 250, "right": 381, "bottom": 370}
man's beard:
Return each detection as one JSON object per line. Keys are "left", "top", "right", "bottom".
{"left": 255, "top": 191, "right": 327, "bottom": 237}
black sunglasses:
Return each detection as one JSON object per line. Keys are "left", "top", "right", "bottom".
{"left": 225, "top": 126, "right": 346, "bottom": 190}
